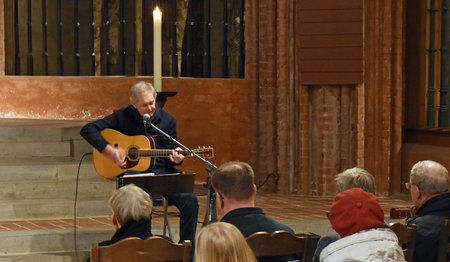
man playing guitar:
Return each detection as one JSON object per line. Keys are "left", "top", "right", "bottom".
{"left": 80, "top": 81, "right": 198, "bottom": 249}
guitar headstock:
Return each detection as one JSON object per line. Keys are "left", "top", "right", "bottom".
{"left": 193, "top": 146, "right": 214, "bottom": 159}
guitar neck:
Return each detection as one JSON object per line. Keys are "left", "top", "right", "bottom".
{"left": 138, "top": 149, "right": 192, "bottom": 157}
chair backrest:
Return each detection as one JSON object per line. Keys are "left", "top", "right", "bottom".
{"left": 389, "top": 223, "right": 417, "bottom": 262}
{"left": 437, "top": 219, "right": 450, "bottom": 262}
{"left": 90, "top": 236, "right": 191, "bottom": 262}
{"left": 246, "top": 231, "right": 311, "bottom": 260}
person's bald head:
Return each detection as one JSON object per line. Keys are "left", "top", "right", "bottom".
{"left": 410, "top": 160, "right": 449, "bottom": 195}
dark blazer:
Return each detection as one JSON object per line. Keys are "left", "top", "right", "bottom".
{"left": 99, "top": 219, "right": 153, "bottom": 247}
{"left": 80, "top": 105, "right": 180, "bottom": 174}
{"left": 86, "top": 219, "right": 152, "bottom": 262}
{"left": 406, "top": 192, "right": 450, "bottom": 262}
{"left": 221, "top": 207, "right": 296, "bottom": 262}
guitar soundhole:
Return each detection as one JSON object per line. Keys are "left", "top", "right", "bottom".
{"left": 127, "top": 147, "right": 140, "bottom": 161}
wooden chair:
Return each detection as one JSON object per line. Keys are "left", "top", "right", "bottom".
{"left": 389, "top": 223, "right": 417, "bottom": 262}
{"left": 90, "top": 236, "right": 191, "bottom": 262}
{"left": 246, "top": 231, "right": 311, "bottom": 261}
{"left": 437, "top": 219, "right": 450, "bottom": 262}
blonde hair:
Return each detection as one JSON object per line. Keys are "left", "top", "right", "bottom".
{"left": 109, "top": 184, "right": 153, "bottom": 225}
{"left": 195, "top": 222, "right": 256, "bottom": 262}
{"left": 129, "top": 81, "right": 157, "bottom": 105}
{"left": 335, "top": 167, "right": 376, "bottom": 194}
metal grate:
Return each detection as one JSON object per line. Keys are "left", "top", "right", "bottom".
{"left": 427, "top": 0, "right": 450, "bottom": 127}
{"left": 7, "top": 0, "right": 245, "bottom": 79}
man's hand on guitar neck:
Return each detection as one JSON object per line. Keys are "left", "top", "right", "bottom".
{"left": 170, "top": 147, "right": 185, "bottom": 164}
{"left": 104, "top": 144, "right": 127, "bottom": 168}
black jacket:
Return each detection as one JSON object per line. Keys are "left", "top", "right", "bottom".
{"left": 86, "top": 219, "right": 153, "bottom": 262}
{"left": 406, "top": 192, "right": 450, "bottom": 262}
{"left": 80, "top": 105, "right": 180, "bottom": 174}
{"left": 221, "top": 207, "right": 296, "bottom": 262}
{"left": 99, "top": 219, "right": 153, "bottom": 246}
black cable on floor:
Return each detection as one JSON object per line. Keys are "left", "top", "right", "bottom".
{"left": 74, "top": 152, "right": 92, "bottom": 262}
{"left": 257, "top": 173, "right": 279, "bottom": 190}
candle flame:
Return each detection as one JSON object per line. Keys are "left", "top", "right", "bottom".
{"left": 153, "top": 6, "right": 162, "bottom": 19}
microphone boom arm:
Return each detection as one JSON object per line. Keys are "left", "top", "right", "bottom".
{"left": 148, "top": 122, "right": 218, "bottom": 225}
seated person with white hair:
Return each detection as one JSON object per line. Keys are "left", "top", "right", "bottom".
{"left": 319, "top": 188, "right": 405, "bottom": 262}
{"left": 87, "top": 184, "right": 153, "bottom": 262}
{"left": 405, "top": 160, "right": 450, "bottom": 262}
{"left": 313, "top": 167, "right": 376, "bottom": 262}
{"left": 101, "top": 183, "right": 153, "bottom": 245}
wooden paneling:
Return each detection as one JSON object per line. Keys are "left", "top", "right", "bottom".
{"left": 0, "top": 76, "right": 251, "bottom": 182}
{"left": 61, "top": 1, "right": 75, "bottom": 75}
{"left": 142, "top": 0, "right": 153, "bottom": 75}
{"left": 404, "top": 128, "right": 450, "bottom": 147}
{"left": 405, "top": 0, "right": 428, "bottom": 128}
{"left": 298, "top": 35, "right": 362, "bottom": 48}
{"left": 0, "top": 0, "right": 5, "bottom": 75}
{"left": 307, "top": 85, "right": 356, "bottom": 195}
{"left": 46, "top": 0, "right": 59, "bottom": 75}
{"left": 210, "top": 0, "right": 225, "bottom": 78}
{"left": 297, "top": 0, "right": 363, "bottom": 85}
{"left": 17, "top": 0, "right": 28, "bottom": 74}
{"left": 78, "top": 0, "right": 94, "bottom": 75}
{"left": 298, "top": 0, "right": 362, "bottom": 9}
{"left": 299, "top": 22, "right": 362, "bottom": 35}
{"left": 164, "top": 78, "right": 251, "bottom": 181}
{"left": 123, "top": 0, "right": 136, "bottom": 76}
{"left": 300, "top": 72, "right": 363, "bottom": 85}
{"left": 299, "top": 9, "right": 361, "bottom": 23}
{"left": 302, "top": 60, "right": 361, "bottom": 72}
{"left": 31, "top": 0, "right": 44, "bottom": 75}
{"left": 299, "top": 47, "right": 362, "bottom": 60}
{"left": 402, "top": 143, "right": 450, "bottom": 193}
{"left": 363, "top": 0, "right": 404, "bottom": 195}
{"left": 3, "top": 0, "right": 15, "bottom": 75}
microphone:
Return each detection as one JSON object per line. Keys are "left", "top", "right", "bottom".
{"left": 143, "top": 113, "right": 151, "bottom": 125}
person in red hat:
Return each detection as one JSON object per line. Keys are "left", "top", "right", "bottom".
{"left": 313, "top": 167, "right": 376, "bottom": 262}
{"left": 319, "top": 188, "right": 405, "bottom": 262}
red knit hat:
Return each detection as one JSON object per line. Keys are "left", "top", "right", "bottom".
{"left": 329, "top": 188, "right": 384, "bottom": 237}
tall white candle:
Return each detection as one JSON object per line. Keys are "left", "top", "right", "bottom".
{"left": 153, "top": 7, "right": 162, "bottom": 92}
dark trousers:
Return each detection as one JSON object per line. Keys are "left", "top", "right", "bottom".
{"left": 162, "top": 192, "right": 199, "bottom": 243}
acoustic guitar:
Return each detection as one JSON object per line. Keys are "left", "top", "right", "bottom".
{"left": 93, "top": 129, "right": 214, "bottom": 178}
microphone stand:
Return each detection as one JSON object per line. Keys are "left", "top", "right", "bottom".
{"left": 148, "top": 123, "right": 218, "bottom": 226}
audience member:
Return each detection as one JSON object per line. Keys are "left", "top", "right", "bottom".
{"left": 100, "top": 183, "right": 153, "bottom": 246}
{"left": 195, "top": 222, "right": 256, "bottom": 262}
{"left": 87, "top": 184, "right": 153, "bottom": 262}
{"left": 405, "top": 160, "right": 450, "bottom": 262}
{"left": 313, "top": 167, "right": 375, "bottom": 262}
{"left": 320, "top": 188, "right": 405, "bottom": 262}
{"left": 212, "top": 161, "right": 295, "bottom": 261}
